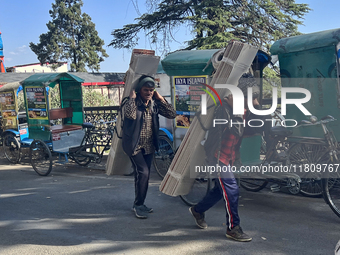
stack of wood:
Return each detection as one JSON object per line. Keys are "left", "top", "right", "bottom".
{"left": 159, "top": 41, "right": 258, "bottom": 196}
{"left": 106, "top": 49, "right": 160, "bottom": 175}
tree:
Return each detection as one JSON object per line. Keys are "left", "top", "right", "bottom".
{"left": 82, "top": 87, "right": 113, "bottom": 107}
{"left": 30, "top": 0, "right": 108, "bottom": 72}
{"left": 262, "top": 66, "right": 281, "bottom": 99}
{"left": 109, "top": 0, "right": 310, "bottom": 53}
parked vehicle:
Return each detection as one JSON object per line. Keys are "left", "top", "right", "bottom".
{"left": 0, "top": 81, "right": 29, "bottom": 163}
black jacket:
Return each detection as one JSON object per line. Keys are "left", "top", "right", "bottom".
{"left": 122, "top": 97, "right": 176, "bottom": 157}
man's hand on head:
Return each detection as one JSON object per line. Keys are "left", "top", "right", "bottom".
{"left": 153, "top": 90, "right": 165, "bottom": 102}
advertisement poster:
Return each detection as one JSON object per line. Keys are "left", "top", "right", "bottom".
{"left": 173, "top": 75, "right": 207, "bottom": 128}
{"left": 0, "top": 91, "right": 17, "bottom": 129}
{"left": 25, "top": 87, "right": 48, "bottom": 120}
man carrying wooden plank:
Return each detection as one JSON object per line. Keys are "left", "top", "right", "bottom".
{"left": 189, "top": 73, "right": 259, "bottom": 242}
{"left": 122, "top": 75, "right": 176, "bottom": 219}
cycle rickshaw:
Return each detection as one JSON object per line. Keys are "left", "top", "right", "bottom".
{"left": 0, "top": 81, "right": 29, "bottom": 163}
{"left": 157, "top": 29, "right": 340, "bottom": 218}
{"left": 269, "top": 28, "right": 340, "bottom": 216}
{"left": 19, "top": 72, "right": 113, "bottom": 176}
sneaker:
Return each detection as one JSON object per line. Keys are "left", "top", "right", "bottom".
{"left": 133, "top": 205, "right": 148, "bottom": 219}
{"left": 226, "top": 225, "right": 252, "bottom": 242}
{"left": 189, "top": 206, "right": 208, "bottom": 229}
{"left": 132, "top": 204, "right": 153, "bottom": 213}
{"left": 141, "top": 204, "right": 153, "bottom": 213}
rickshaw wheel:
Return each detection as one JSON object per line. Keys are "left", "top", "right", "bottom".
{"left": 2, "top": 133, "right": 21, "bottom": 164}
{"left": 180, "top": 177, "right": 212, "bottom": 206}
{"left": 29, "top": 140, "right": 52, "bottom": 176}
{"left": 240, "top": 178, "right": 268, "bottom": 192}
{"left": 153, "top": 135, "right": 174, "bottom": 179}
{"left": 288, "top": 143, "right": 328, "bottom": 197}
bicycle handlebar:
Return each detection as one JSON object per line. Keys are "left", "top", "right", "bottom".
{"left": 94, "top": 119, "right": 117, "bottom": 125}
{"left": 296, "top": 115, "right": 336, "bottom": 127}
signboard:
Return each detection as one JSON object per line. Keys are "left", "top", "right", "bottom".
{"left": 25, "top": 87, "right": 48, "bottom": 120}
{"left": 0, "top": 91, "right": 17, "bottom": 129}
{"left": 173, "top": 75, "right": 207, "bottom": 128}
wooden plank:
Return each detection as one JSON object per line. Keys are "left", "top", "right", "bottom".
{"left": 106, "top": 49, "right": 160, "bottom": 175}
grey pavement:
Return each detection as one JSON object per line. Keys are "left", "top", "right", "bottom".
{"left": 0, "top": 147, "right": 340, "bottom": 255}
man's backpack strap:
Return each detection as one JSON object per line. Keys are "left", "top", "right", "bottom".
{"left": 116, "top": 96, "right": 130, "bottom": 139}
{"left": 195, "top": 104, "right": 217, "bottom": 131}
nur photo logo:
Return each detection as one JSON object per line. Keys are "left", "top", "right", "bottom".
{"left": 199, "top": 82, "right": 312, "bottom": 128}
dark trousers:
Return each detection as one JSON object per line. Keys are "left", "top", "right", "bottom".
{"left": 130, "top": 152, "right": 154, "bottom": 206}
{"left": 194, "top": 164, "right": 240, "bottom": 230}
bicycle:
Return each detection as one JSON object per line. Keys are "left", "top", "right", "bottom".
{"left": 237, "top": 116, "right": 340, "bottom": 198}
{"left": 69, "top": 119, "right": 116, "bottom": 166}
{"left": 286, "top": 115, "right": 340, "bottom": 217}
{"left": 281, "top": 116, "right": 338, "bottom": 198}
{"left": 238, "top": 126, "right": 302, "bottom": 195}
{"left": 226, "top": 115, "right": 340, "bottom": 218}
{"left": 153, "top": 134, "right": 175, "bottom": 178}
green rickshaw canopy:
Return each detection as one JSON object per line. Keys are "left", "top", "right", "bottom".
{"left": 270, "top": 28, "right": 340, "bottom": 55}
{"left": 270, "top": 28, "right": 340, "bottom": 140}
{"left": 161, "top": 49, "right": 220, "bottom": 76}
{"left": 20, "top": 72, "right": 84, "bottom": 88}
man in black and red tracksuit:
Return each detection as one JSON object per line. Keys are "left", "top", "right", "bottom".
{"left": 122, "top": 75, "right": 176, "bottom": 219}
{"left": 189, "top": 73, "right": 259, "bottom": 242}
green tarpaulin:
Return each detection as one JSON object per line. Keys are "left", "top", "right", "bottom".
{"left": 270, "top": 28, "right": 340, "bottom": 139}
{"left": 161, "top": 49, "right": 220, "bottom": 76}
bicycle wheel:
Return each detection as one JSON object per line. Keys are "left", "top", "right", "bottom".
{"left": 70, "top": 128, "right": 98, "bottom": 166}
{"left": 153, "top": 135, "right": 174, "bottom": 179}
{"left": 2, "top": 133, "right": 21, "bottom": 163}
{"left": 239, "top": 136, "right": 285, "bottom": 193}
{"left": 322, "top": 177, "right": 340, "bottom": 218}
{"left": 240, "top": 178, "right": 268, "bottom": 192}
{"left": 71, "top": 144, "right": 94, "bottom": 166}
{"left": 288, "top": 143, "right": 328, "bottom": 197}
{"left": 29, "top": 140, "right": 52, "bottom": 176}
{"left": 180, "top": 178, "right": 211, "bottom": 206}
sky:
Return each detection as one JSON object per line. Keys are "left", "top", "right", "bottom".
{"left": 0, "top": 0, "right": 339, "bottom": 73}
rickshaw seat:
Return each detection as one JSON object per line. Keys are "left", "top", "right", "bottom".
{"left": 50, "top": 124, "right": 82, "bottom": 134}
{"left": 82, "top": 122, "right": 94, "bottom": 129}
{"left": 49, "top": 107, "right": 81, "bottom": 133}
{"left": 269, "top": 126, "right": 293, "bottom": 137}
{"left": 49, "top": 107, "right": 73, "bottom": 120}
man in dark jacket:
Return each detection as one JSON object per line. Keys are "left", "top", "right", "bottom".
{"left": 189, "top": 73, "right": 258, "bottom": 242}
{"left": 122, "top": 75, "right": 176, "bottom": 219}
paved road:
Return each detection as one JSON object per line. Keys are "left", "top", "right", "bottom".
{"left": 0, "top": 148, "right": 340, "bottom": 255}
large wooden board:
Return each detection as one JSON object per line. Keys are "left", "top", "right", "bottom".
{"left": 106, "top": 50, "right": 160, "bottom": 175}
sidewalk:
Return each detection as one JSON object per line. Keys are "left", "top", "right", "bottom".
{"left": 0, "top": 148, "right": 340, "bottom": 255}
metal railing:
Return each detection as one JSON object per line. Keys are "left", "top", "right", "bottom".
{"left": 83, "top": 106, "right": 119, "bottom": 124}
